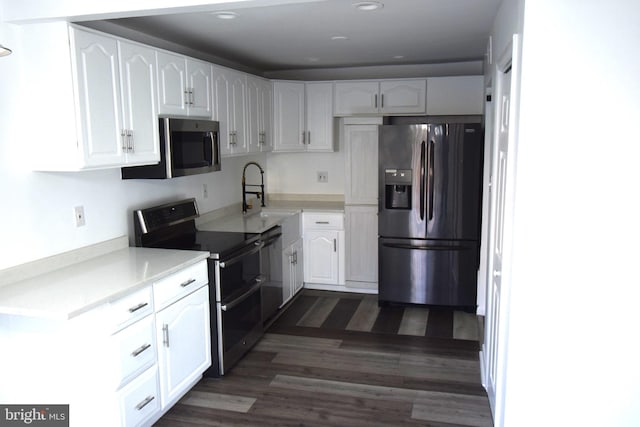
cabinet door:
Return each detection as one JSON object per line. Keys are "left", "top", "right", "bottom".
{"left": 305, "top": 82, "right": 334, "bottom": 152}
{"left": 118, "top": 41, "right": 160, "bottom": 165}
{"left": 156, "top": 286, "right": 211, "bottom": 409}
{"left": 380, "top": 80, "right": 426, "bottom": 114}
{"left": 230, "top": 71, "right": 247, "bottom": 152}
{"left": 273, "top": 81, "right": 306, "bottom": 152}
{"left": 259, "top": 79, "right": 273, "bottom": 152}
{"left": 282, "top": 243, "right": 295, "bottom": 305}
{"left": 292, "top": 239, "right": 304, "bottom": 295}
{"left": 304, "top": 230, "right": 339, "bottom": 284}
{"left": 72, "top": 29, "right": 125, "bottom": 167}
{"left": 212, "top": 65, "right": 233, "bottom": 156}
{"left": 186, "top": 58, "right": 212, "bottom": 118}
{"left": 426, "top": 76, "right": 484, "bottom": 115}
{"left": 345, "top": 206, "right": 378, "bottom": 284}
{"left": 157, "top": 51, "right": 188, "bottom": 116}
{"left": 246, "top": 76, "right": 263, "bottom": 153}
{"left": 345, "top": 124, "right": 379, "bottom": 204}
{"left": 334, "top": 81, "right": 379, "bottom": 116}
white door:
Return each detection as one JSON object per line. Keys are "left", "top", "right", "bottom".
{"left": 484, "top": 35, "right": 521, "bottom": 425}
{"left": 157, "top": 52, "right": 187, "bottom": 116}
{"left": 380, "top": 80, "right": 426, "bottom": 114}
{"left": 212, "top": 66, "right": 233, "bottom": 155}
{"left": 345, "top": 205, "right": 378, "bottom": 285}
{"left": 229, "top": 71, "right": 247, "bottom": 152}
{"left": 305, "top": 82, "right": 334, "bottom": 152}
{"left": 118, "top": 41, "right": 159, "bottom": 165}
{"left": 334, "top": 81, "right": 379, "bottom": 115}
{"left": 72, "top": 29, "right": 124, "bottom": 167}
{"left": 304, "top": 230, "right": 339, "bottom": 284}
{"left": 156, "top": 286, "right": 211, "bottom": 409}
{"left": 186, "top": 59, "right": 212, "bottom": 118}
{"left": 344, "top": 124, "right": 379, "bottom": 204}
{"left": 273, "top": 81, "right": 305, "bottom": 152}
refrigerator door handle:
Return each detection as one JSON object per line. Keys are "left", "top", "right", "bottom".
{"left": 381, "top": 242, "right": 471, "bottom": 251}
{"left": 428, "top": 139, "right": 435, "bottom": 221}
{"left": 420, "top": 140, "right": 426, "bottom": 221}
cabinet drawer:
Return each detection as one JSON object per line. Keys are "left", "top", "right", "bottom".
{"left": 119, "top": 366, "right": 160, "bottom": 427}
{"left": 111, "top": 314, "right": 157, "bottom": 390}
{"left": 107, "top": 286, "right": 154, "bottom": 332}
{"left": 303, "top": 212, "right": 344, "bottom": 230}
{"left": 154, "top": 260, "right": 208, "bottom": 310}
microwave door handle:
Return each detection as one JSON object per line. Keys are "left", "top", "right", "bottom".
{"left": 209, "top": 131, "right": 220, "bottom": 166}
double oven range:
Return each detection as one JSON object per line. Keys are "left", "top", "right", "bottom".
{"left": 133, "top": 198, "right": 280, "bottom": 376}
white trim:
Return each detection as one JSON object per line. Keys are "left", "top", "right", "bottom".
{"left": 303, "top": 283, "right": 377, "bottom": 295}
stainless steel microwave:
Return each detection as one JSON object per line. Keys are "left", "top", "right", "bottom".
{"left": 122, "top": 118, "right": 220, "bottom": 179}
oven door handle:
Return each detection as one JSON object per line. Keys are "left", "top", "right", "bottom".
{"left": 220, "top": 277, "right": 263, "bottom": 312}
{"left": 261, "top": 232, "right": 282, "bottom": 247}
{"left": 218, "top": 241, "right": 264, "bottom": 269}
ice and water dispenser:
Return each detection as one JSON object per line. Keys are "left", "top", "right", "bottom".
{"left": 384, "top": 169, "right": 412, "bottom": 209}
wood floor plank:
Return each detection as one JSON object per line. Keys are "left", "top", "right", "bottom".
{"left": 426, "top": 308, "right": 455, "bottom": 338}
{"left": 321, "top": 297, "right": 361, "bottom": 329}
{"left": 398, "top": 306, "right": 430, "bottom": 336}
{"left": 275, "top": 294, "right": 318, "bottom": 327}
{"left": 412, "top": 393, "right": 493, "bottom": 427}
{"left": 371, "top": 305, "right": 404, "bottom": 334}
{"left": 179, "top": 390, "right": 256, "bottom": 413}
{"left": 345, "top": 294, "right": 380, "bottom": 332}
{"left": 297, "top": 296, "right": 340, "bottom": 327}
{"left": 453, "top": 311, "right": 479, "bottom": 341}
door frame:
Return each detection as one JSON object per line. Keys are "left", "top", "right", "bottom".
{"left": 481, "top": 33, "right": 522, "bottom": 427}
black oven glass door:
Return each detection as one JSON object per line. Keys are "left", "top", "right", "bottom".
{"left": 217, "top": 243, "right": 262, "bottom": 301}
{"left": 219, "top": 286, "right": 263, "bottom": 373}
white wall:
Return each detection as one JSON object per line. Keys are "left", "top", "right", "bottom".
{"left": 501, "top": 0, "right": 640, "bottom": 425}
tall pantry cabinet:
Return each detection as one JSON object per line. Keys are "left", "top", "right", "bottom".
{"left": 343, "top": 118, "right": 381, "bottom": 292}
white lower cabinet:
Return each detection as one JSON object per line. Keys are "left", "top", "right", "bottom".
{"left": 283, "top": 238, "right": 304, "bottom": 304}
{"left": 118, "top": 365, "right": 161, "bottom": 427}
{"left": 303, "top": 212, "right": 345, "bottom": 286}
{"left": 345, "top": 205, "right": 378, "bottom": 291}
{"left": 155, "top": 285, "right": 211, "bottom": 409}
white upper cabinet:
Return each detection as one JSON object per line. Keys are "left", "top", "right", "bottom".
{"left": 426, "top": 76, "right": 484, "bottom": 115}
{"left": 334, "top": 79, "right": 427, "bottom": 116}
{"left": 246, "top": 75, "right": 273, "bottom": 153}
{"left": 273, "top": 81, "right": 334, "bottom": 152}
{"left": 71, "top": 28, "right": 160, "bottom": 168}
{"left": 118, "top": 41, "right": 160, "bottom": 165}
{"left": 212, "top": 65, "right": 247, "bottom": 156}
{"left": 157, "top": 51, "right": 212, "bottom": 118}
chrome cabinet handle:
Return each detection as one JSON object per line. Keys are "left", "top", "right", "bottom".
{"left": 135, "top": 395, "right": 155, "bottom": 411}
{"left": 128, "top": 302, "right": 148, "bottom": 313}
{"left": 184, "top": 90, "right": 190, "bottom": 106}
{"left": 121, "top": 129, "right": 127, "bottom": 151}
{"left": 162, "top": 324, "right": 169, "bottom": 347}
{"left": 307, "top": 131, "right": 311, "bottom": 145}
{"left": 131, "top": 343, "right": 151, "bottom": 357}
{"left": 190, "top": 89, "right": 195, "bottom": 106}
{"left": 381, "top": 94, "right": 384, "bottom": 108}
{"left": 333, "top": 238, "right": 337, "bottom": 252}
{"left": 127, "top": 130, "right": 134, "bottom": 152}
{"left": 374, "top": 94, "right": 378, "bottom": 108}
{"left": 315, "top": 221, "right": 330, "bottom": 224}
{"left": 302, "top": 131, "right": 306, "bottom": 145}
{"left": 180, "top": 278, "right": 196, "bottom": 288}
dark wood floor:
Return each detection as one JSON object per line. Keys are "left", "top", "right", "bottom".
{"left": 155, "top": 290, "right": 493, "bottom": 426}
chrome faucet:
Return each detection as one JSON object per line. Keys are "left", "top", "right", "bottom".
{"left": 242, "top": 161, "right": 265, "bottom": 213}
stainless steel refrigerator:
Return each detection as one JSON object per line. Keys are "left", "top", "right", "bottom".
{"left": 378, "top": 122, "right": 483, "bottom": 309}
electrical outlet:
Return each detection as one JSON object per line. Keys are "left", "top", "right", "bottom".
{"left": 317, "top": 171, "right": 329, "bottom": 183}
{"left": 74, "top": 206, "right": 86, "bottom": 227}
{"left": 203, "top": 183, "right": 208, "bottom": 199}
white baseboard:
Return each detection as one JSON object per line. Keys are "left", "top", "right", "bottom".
{"left": 304, "top": 283, "right": 378, "bottom": 295}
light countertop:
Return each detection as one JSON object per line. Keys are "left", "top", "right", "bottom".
{"left": 198, "top": 199, "right": 345, "bottom": 234}
{"left": 0, "top": 247, "right": 209, "bottom": 320}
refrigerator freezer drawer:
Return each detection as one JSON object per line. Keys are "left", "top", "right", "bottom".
{"left": 378, "top": 238, "right": 478, "bottom": 307}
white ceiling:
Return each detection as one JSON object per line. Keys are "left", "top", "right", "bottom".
{"left": 81, "top": 0, "right": 502, "bottom": 79}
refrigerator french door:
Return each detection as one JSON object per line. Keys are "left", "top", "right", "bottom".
{"left": 378, "top": 123, "right": 483, "bottom": 308}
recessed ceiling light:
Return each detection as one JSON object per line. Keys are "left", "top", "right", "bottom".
{"left": 211, "top": 11, "right": 238, "bottom": 20}
{"left": 393, "top": 55, "right": 405, "bottom": 59}
{"left": 331, "top": 35, "right": 349, "bottom": 41}
{"left": 308, "top": 57, "right": 320, "bottom": 62}
{"left": 352, "top": 1, "right": 384, "bottom": 11}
